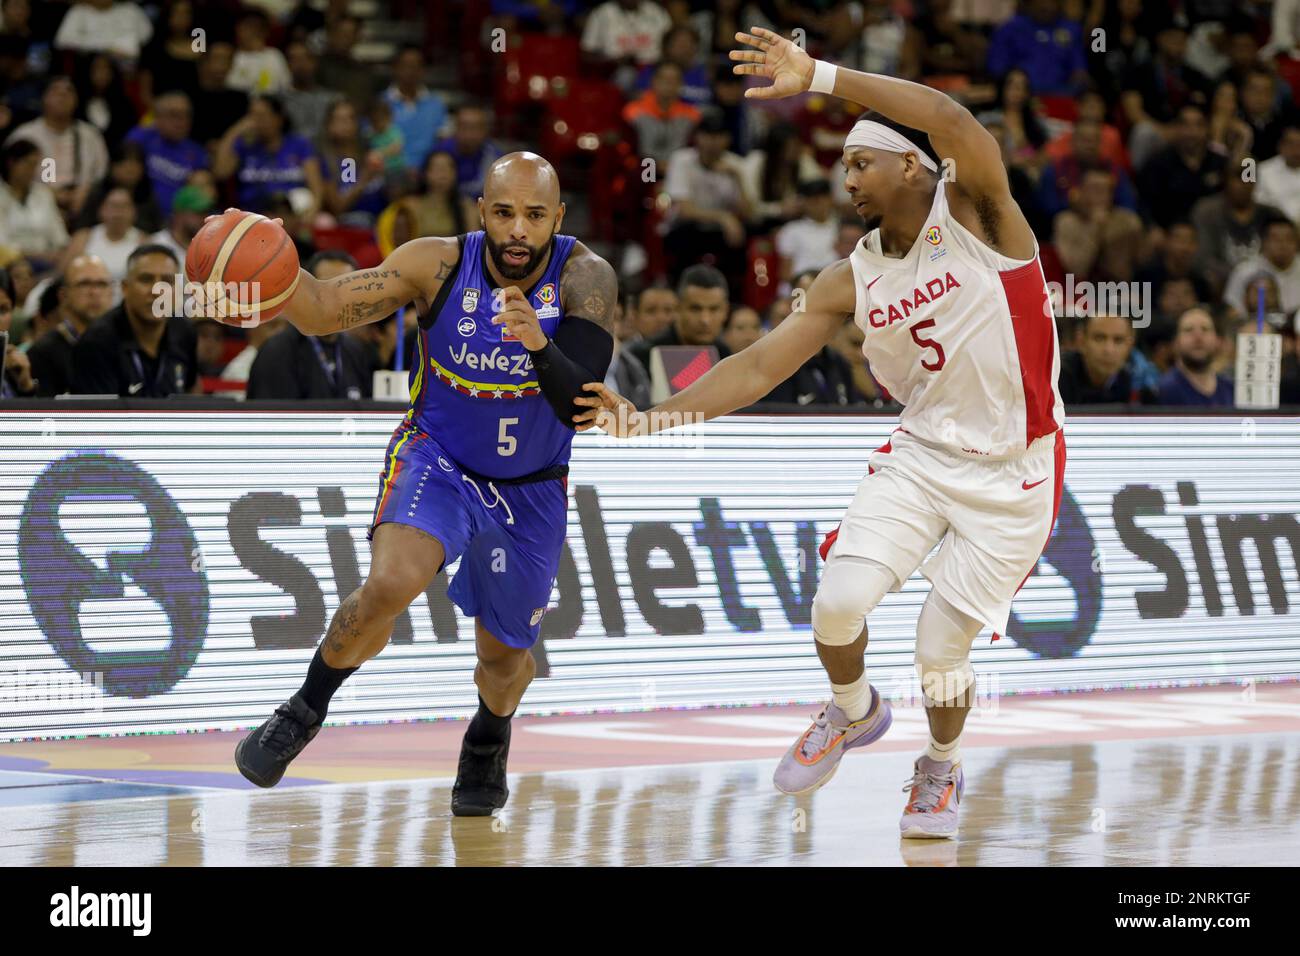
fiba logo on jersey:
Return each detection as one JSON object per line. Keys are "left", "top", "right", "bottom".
{"left": 924, "top": 227, "right": 946, "bottom": 261}
{"left": 462, "top": 287, "right": 479, "bottom": 313}
{"left": 535, "top": 282, "right": 560, "bottom": 320}
{"left": 457, "top": 316, "right": 477, "bottom": 337}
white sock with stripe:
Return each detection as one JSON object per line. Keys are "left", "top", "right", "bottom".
{"left": 926, "top": 734, "right": 960, "bottom": 766}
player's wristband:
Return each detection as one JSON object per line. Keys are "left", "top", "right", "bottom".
{"left": 810, "top": 59, "right": 837, "bottom": 95}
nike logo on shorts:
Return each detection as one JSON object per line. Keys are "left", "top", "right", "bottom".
{"left": 1021, "top": 477, "right": 1048, "bottom": 490}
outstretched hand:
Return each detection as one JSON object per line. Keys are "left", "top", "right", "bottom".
{"left": 572, "top": 382, "right": 648, "bottom": 437}
{"left": 729, "top": 27, "right": 815, "bottom": 100}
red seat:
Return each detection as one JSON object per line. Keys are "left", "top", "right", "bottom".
{"left": 200, "top": 376, "right": 248, "bottom": 397}
{"left": 744, "top": 236, "right": 779, "bottom": 314}
{"left": 311, "top": 225, "right": 382, "bottom": 268}
{"left": 220, "top": 336, "right": 246, "bottom": 365}
{"left": 1037, "top": 95, "right": 1078, "bottom": 123}
{"left": 496, "top": 34, "right": 581, "bottom": 116}
{"left": 1275, "top": 54, "right": 1300, "bottom": 104}
{"left": 540, "top": 80, "right": 626, "bottom": 162}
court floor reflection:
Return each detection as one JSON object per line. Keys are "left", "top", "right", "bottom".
{"left": 2, "top": 733, "right": 1296, "bottom": 866}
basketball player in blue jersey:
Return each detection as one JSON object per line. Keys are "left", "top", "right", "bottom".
{"left": 233, "top": 152, "right": 618, "bottom": 815}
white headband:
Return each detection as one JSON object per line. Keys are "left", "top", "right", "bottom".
{"left": 843, "top": 120, "right": 938, "bottom": 172}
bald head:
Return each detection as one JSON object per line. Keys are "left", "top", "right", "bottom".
{"left": 483, "top": 151, "right": 561, "bottom": 206}
{"left": 479, "top": 151, "right": 566, "bottom": 282}
{"left": 64, "top": 255, "right": 113, "bottom": 326}
{"left": 65, "top": 255, "right": 110, "bottom": 283}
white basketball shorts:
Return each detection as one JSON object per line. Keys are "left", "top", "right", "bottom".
{"left": 824, "top": 427, "right": 1066, "bottom": 637}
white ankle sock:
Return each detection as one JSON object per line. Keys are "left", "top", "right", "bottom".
{"left": 831, "top": 672, "right": 871, "bottom": 722}
{"left": 926, "top": 734, "right": 960, "bottom": 765}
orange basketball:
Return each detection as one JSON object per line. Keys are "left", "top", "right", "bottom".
{"left": 185, "top": 210, "right": 301, "bottom": 327}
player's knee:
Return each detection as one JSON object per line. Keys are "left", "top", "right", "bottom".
{"left": 357, "top": 570, "right": 424, "bottom": 621}
{"left": 811, "top": 589, "right": 866, "bottom": 646}
{"left": 477, "top": 646, "right": 532, "bottom": 690}
{"left": 915, "top": 591, "right": 981, "bottom": 704}
{"left": 812, "top": 555, "right": 896, "bottom": 646}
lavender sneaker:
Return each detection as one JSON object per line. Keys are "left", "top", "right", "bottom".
{"left": 773, "top": 685, "right": 892, "bottom": 795}
{"left": 899, "top": 755, "right": 964, "bottom": 839}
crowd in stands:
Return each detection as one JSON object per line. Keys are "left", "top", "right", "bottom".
{"left": 2, "top": 0, "right": 1299, "bottom": 408}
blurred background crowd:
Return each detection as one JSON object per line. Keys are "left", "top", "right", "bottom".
{"left": 1, "top": 0, "right": 1298, "bottom": 408}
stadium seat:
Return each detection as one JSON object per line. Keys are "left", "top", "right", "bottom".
{"left": 539, "top": 79, "right": 625, "bottom": 163}
{"left": 311, "top": 225, "right": 382, "bottom": 268}
{"left": 1037, "top": 94, "right": 1078, "bottom": 123}
{"left": 744, "top": 236, "right": 780, "bottom": 315}
{"left": 220, "top": 336, "right": 246, "bottom": 366}
{"left": 1275, "top": 54, "right": 1300, "bottom": 103}
{"left": 375, "top": 202, "right": 401, "bottom": 258}
{"left": 200, "top": 376, "right": 247, "bottom": 397}
{"left": 496, "top": 34, "right": 581, "bottom": 114}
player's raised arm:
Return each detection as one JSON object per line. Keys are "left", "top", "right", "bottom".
{"left": 280, "top": 235, "right": 460, "bottom": 336}
{"left": 730, "top": 27, "right": 1033, "bottom": 258}
{"left": 574, "top": 259, "right": 854, "bottom": 436}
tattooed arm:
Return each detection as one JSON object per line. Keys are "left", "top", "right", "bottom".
{"left": 558, "top": 242, "right": 619, "bottom": 336}
{"left": 280, "top": 236, "right": 460, "bottom": 336}
{"left": 521, "top": 243, "right": 618, "bottom": 427}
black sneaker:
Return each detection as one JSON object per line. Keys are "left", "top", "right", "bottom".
{"left": 235, "top": 694, "right": 322, "bottom": 788}
{"left": 451, "top": 723, "right": 511, "bottom": 816}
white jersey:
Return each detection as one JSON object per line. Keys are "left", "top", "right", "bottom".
{"left": 848, "top": 179, "right": 1063, "bottom": 459}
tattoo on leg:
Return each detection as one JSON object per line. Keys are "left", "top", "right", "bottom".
{"left": 324, "top": 591, "right": 362, "bottom": 655}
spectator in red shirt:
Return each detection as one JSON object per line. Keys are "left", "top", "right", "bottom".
{"left": 1043, "top": 91, "right": 1128, "bottom": 172}
{"left": 798, "top": 93, "right": 857, "bottom": 174}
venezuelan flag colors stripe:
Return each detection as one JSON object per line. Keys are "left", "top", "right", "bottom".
{"left": 427, "top": 355, "right": 541, "bottom": 399}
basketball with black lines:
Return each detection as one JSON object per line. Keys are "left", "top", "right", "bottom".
{"left": 184, "top": 210, "right": 300, "bottom": 326}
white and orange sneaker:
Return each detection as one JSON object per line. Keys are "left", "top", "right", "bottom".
{"left": 899, "top": 755, "right": 964, "bottom": 839}
{"left": 773, "top": 685, "right": 892, "bottom": 795}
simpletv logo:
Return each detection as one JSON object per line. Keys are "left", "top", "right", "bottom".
{"left": 49, "top": 886, "right": 151, "bottom": 936}
{"left": 14, "top": 449, "right": 1300, "bottom": 693}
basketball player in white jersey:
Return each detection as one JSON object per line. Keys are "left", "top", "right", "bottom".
{"left": 574, "top": 27, "right": 1065, "bottom": 839}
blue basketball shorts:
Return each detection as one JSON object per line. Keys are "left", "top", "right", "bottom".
{"left": 369, "top": 424, "right": 568, "bottom": 648}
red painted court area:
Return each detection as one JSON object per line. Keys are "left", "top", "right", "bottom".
{"left": 0, "top": 683, "right": 1295, "bottom": 792}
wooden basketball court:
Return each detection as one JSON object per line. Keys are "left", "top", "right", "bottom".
{"left": 2, "top": 684, "right": 1297, "bottom": 866}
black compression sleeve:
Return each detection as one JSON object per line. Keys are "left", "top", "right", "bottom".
{"left": 527, "top": 317, "right": 615, "bottom": 427}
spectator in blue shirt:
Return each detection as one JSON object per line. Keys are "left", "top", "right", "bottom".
{"left": 490, "top": 0, "right": 581, "bottom": 29}
{"left": 125, "top": 91, "right": 207, "bottom": 216}
{"left": 382, "top": 45, "right": 448, "bottom": 173}
{"left": 432, "top": 103, "right": 503, "bottom": 201}
{"left": 1157, "top": 307, "right": 1234, "bottom": 406}
{"left": 213, "top": 95, "right": 323, "bottom": 213}
{"left": 317, "top": 99, "right": 388, "bottom": 226}
{"left": 987, "top": 0, "right": 1088, "bottom": 96}
{"left": 634, "top": 25, "right": 713, "bottom": 107}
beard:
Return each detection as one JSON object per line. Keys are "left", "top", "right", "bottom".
{"left": 1181, "top": 352, "right": 1214, "bottom": 373}
{"left": 485, "top": 228, "right": 554, "bottom": 281}
{"left": 861, "top": 211, "right": 883, "bottom": 232}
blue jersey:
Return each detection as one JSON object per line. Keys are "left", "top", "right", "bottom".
{"left": 405, "top": 230, "right": 578, "bottom": 478}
